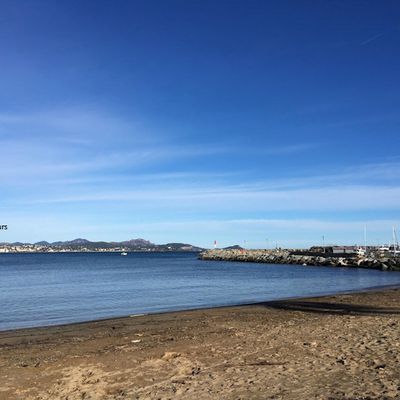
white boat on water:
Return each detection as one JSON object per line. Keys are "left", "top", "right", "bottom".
{"left": 121, "top": 252, "right": 128, "bottom": 256}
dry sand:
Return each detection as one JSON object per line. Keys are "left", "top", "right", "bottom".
{"left": 0, "top": 288, "right": 399, "bottom": 400}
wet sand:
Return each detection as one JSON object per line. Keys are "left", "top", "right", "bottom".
{"left": 1, "top": 288, "right": 399, "bottom": 399}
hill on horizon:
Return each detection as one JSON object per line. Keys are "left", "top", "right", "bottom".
{"left": 0, "top": 238, "right": 204, "bottom": 252}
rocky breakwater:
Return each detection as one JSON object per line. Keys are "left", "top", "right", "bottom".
{"left": 199, "top": 249, "right": 400, "bottom": 271}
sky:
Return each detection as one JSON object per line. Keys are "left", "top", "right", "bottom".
{"left": 0, "top": 0, "right": 400, "bottom": 248}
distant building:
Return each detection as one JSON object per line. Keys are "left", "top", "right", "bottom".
{"left": 332, "top": 246, "right": 357, "bottom": 255}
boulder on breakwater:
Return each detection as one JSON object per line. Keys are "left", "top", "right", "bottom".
{"left": 199, "top": 249, "right": 400, "bottom": 271}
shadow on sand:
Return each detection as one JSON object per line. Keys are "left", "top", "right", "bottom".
{"left": 262, "top": 300, "right": 400, "bottom": 316}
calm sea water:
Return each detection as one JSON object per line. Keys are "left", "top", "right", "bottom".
{"left": 1, "top": 252, "right": 400, "bottom": 331}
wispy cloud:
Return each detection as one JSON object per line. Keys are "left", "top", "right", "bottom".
{"left": 248, "top": 160, "right": 400, "bottom": 190}
{"left": 13, "top": 183, "right": 400, "bottom": 214}
{"left": 0, "top": 107, "right": 316, "bottom": 184}
{"left": 361, "top": 32, "right": 385, "bottom": 46}
{"left": 0, "top": 107, "right": 138, "bottom": 142}
{"left": 2, "top": 124, "right": 399, "bottom": 217}
{"left": 0, "top": 141, "right": 234, "bottom": 183}
{"left": 239, "top": 143, "right": 318, "bottom": 155}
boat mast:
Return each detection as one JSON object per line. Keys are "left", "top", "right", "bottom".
{"left": 393, "top": 227, "right": 399, "bottom": 254}
{"left": 364, "top": 224, "right": 367, "bottom": 252}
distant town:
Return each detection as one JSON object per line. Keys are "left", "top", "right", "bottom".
{"left": 1, "top": 237, "right": 399, "bottom": 256}
{"left": 0, "top": 238, "right": 204, "bottom": 253}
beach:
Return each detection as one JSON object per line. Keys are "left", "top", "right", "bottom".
{"left": 1, "top": 288, "right": 399, "bottom": 400}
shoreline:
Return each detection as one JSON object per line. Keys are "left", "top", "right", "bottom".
{"left": 2, "top": 283, "right": 400, "bottom": 334}
{"left": 1, "top": 287, "right": 400, "bottom": 399}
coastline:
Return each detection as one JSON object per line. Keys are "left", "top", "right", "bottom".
{"left": 1, "top": 287, "right": 400, "bottom": 399}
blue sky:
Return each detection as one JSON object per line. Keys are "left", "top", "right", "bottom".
{"left": 1, "top": 0, "right": 400, "bottom": 248}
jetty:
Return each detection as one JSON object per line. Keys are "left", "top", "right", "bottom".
{"left": 199, "top": 249, "right": 400, "bottom": 271}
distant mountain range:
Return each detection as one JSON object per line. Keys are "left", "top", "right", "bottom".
{"left": 0, "top": 238, "right": 204, "bottom": 252}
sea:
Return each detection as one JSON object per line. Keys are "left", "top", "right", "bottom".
{"left": 1, "top": 252, "right": 400, "bottom": 331}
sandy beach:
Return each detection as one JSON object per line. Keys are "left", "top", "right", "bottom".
{"left": 1, "top": 288, "right": 399, "bottom": 400}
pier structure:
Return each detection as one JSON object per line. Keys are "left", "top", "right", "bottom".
{"left": 199, "top": 248, "right": 400, "bottom": 271}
